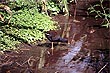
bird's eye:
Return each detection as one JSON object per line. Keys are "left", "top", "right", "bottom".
{"left": 46, "top": 33, "right": 50, "bottom": 35}
{"left": 45, "top": 33, "right": 49, "bottom": 35}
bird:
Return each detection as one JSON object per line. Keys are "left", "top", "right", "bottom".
{"left": 45, "top": 32, "right": 68, "bottom": 55}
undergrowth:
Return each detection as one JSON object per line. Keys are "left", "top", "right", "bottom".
{"left": 0, "top": 0, "right": 57, "bottom": 50}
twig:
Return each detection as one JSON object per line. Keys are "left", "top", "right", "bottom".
{"left": 16, "top": 62, "right": 23, "bottom": 67}
{"left": 21, "top": 56, "right": 33, "bottom": 66}
{"left": 27, "top": 56, "right": 36, "bottom": 67}
{"left": 98, "top": 63, "right": 108, "bottom": 73}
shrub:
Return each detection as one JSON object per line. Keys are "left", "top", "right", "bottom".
{"left": 88, "top": 0, "right": 110, "bottom": 28}
{"left": 0, "top": 0, "right": 57, "bottom": 50}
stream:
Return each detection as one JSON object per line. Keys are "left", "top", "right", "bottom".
{"left": 55, "top": 34, "right": 89, "bottom": 73}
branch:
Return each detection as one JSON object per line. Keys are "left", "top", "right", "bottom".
{"left": 98, "top": 63, "right": 108, "bottom": 73}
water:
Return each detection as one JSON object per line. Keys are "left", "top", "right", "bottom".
{"left": 54, "top": 35, "right": 90, "bottom": 73}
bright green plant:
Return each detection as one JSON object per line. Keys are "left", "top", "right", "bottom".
{"left": 47, "top": 0, "right": 61, "bottom": 15}
{"left": 0, "top": 0, "right": 57, "bottom": 50}
{"left": 36, "top": 0, "right": 70, "bottom": 16}
{"left": 9, "top": 0, "right": 37, "bottom": 8}
{"left": 10, "top": 8, "right": 57, "bottom": 41}
{"left": 47, "top": 0, "right": 70, "bottom": 15}
{"left": 88, "top": 0, "right": 110, "bottom": 28}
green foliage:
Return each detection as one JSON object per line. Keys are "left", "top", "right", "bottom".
{"left": 47, "top": 0, "right": 61, "bottom": 15}
{"left": 60, "top": 0, "right": 69, "bottom": 14}
{"left": 9, "top": 0, "right": 37, "bottom": 8}
{"left": 0, "top": 30, "right": 20, "bottom": 50}
{"left": 10, "top": 8, "right": 57, "bottom": 42}
{"left": 0, "top": 0, "right": 57, "bottom": 50}
{"left": 47, "top": 0, "right": 69, "bottom": 15}
{"left": 88, "top": 0, "right": 110, "bottom": 28}
{"left": 36, "top": 0, "right": 70, "bottom": 16}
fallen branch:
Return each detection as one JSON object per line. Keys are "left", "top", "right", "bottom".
{"left": 98, "top": 63, "right": 108, "bottom": 73}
